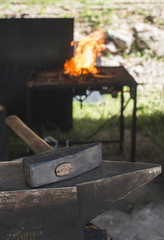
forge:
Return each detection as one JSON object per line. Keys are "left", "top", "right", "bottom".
{"left": 0, "top": 18, "right": 137, "bottom": 160}
{"left": 27, "top": 66, "right": 137, "bottom": 161}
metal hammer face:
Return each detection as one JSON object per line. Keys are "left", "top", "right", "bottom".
{"left": 23, "top": 143, "right": 102, "bottom": 188}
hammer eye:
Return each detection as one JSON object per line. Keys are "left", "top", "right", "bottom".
{"left": 55, "top": 163, "right": 72, "bottom": 177}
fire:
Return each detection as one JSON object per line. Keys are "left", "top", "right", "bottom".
{"left": 64, "top": 30, "right": 106, "bottom": 76}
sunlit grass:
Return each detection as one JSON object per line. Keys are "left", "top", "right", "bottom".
{"left": 8, "top": 88, "right": 164, "bottom": 159}
{"left": 44, "top": 89, "right": 164, "bottom": 143}
{"left": 73, "top": 94, "right": 121, "bottom": 120}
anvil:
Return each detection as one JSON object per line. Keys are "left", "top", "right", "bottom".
{"left": 0, "top": 159, "right": 161, "bottom": 240}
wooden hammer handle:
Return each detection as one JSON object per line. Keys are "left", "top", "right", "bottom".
{"left": 5, "top": 115, "right": 52, "bottom": 154}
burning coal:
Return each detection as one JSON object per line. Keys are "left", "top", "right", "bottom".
{"left": 64, "top": 30, "right": 106, "bottom": 77}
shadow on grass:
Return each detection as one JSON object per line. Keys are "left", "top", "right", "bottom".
{"left": 8, "top": 116, "right": 120, "bottom": 159}
{"left": 7, "top": 110, "right": 164, "bottom": 159}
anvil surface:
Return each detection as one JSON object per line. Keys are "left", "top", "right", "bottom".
{"left": 0, "top": 160, "right": 161, "bottom": 240}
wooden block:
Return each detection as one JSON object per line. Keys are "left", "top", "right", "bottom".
{"left": 0, "top": 106, "right": 9, "bottom": 161}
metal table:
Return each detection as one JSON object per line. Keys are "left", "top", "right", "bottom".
{"left": 27, "top": 66, "right": 138, "bottom": 161}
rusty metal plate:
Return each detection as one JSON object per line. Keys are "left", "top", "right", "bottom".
{"left": 28, "top": 66, "right": 137, "bottom": 89}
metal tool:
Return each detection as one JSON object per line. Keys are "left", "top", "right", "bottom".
{"left": 5, "top": 115, "right": 102, "bottom": 187}
{"left": 0, "top": 159, "right": 161, "bottom": 239}
{"left": 24, "top": 143, "right": 102, "bottom": 187}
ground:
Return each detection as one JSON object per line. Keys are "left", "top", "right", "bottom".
{"left": 93, "top": 133, "right": 164, "bottom": 240}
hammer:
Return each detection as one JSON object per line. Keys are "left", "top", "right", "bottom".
{"left": 5, "top": 115, "right": 102, "bottom": 188}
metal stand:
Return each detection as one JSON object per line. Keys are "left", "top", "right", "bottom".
{"left": 131, "top": 86, "right": 137, "bottom": 162}
{"left": 120, "top": 89, "right": 124, "bottom": 152}
{"left": 70, "top": 87, "right": 137, "bottom": 162}
{"left": 26, "top": 66, "right": 138, "bottom": 162}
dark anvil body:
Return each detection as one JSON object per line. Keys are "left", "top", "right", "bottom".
{"left": 0, "top": 159, "right": 161, "bottom": 239}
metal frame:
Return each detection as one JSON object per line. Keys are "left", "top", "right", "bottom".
{"left": 26, "top": 66, "right": 138, "bottom": 162}
{"left": 120, "top": 85, "right": 137, "bottom": 162}
{"left": 70, "top": 86, "right": 137, "bottom": 162}
{"left": 131, "top": 86, "right": 137, "bottom": 162}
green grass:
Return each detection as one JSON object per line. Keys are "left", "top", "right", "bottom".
{"left": 79, "top": 5, "right": 114, "bottom": 29}
{"left": 62, "top": 12, "right": 73, "bottom": 18}
{"left": 7, "top": 0, "right": 111, "bottom": 6}
{"left": 8, "top": 89, "right": 164, "bottom": 159}
{"left": 42, "top": 94, "right": 121, "bottom": 142}
{"left": 26, "top": 0, "right": 58, "bottom": 5}
{"left": 126, "top": 110, "right": 164, "bottom": 150}
{"left": 125, "top": 91, "right": 164, "bottom": 150}
{"left": 155, "top": 17, "right": 164, "bottom": 26}
{"left": 122, "top": 40, "right": 164, "bottom": 62}
{"left": 71, "top": 90, "right": 164, "bottom": 150}
{"left": 133, "top": 7, "right": 149, "bottom": 17}
{"left": 79, "top": 7, "right": 102, "bottom": 30}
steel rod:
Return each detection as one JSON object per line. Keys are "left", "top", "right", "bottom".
{"left": 120, "top": 90, "right": 124, "bottom": 152}
{"left": 69, "top": 140, "right": 120, "bottom": 145}
{"left": 130, "top": 86, "right": 137, "bottom": 162}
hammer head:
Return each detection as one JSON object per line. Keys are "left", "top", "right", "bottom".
{"left": 23, "top": 142, "right": 102, "bottom": 188}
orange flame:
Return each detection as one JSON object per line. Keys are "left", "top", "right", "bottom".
{"left": 64, "top": 30, "right": 106, "bottom": 76}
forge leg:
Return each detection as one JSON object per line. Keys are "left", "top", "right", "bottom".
{"left": 130, "top": 86, "right": 137, "bottom": 162}
{"left": 120, "top": 89, "right": 124, "bottom": 152}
